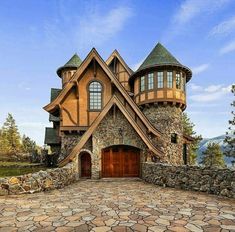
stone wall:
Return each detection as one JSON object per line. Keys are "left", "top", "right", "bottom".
{"left": 92, "top": 108, "right": 149, "bottom": 179}
{"left": 142, "top": 162, "right": 235, "bottom": 198}
{"left": 143, "top": 105, "right": 184, "bottom": 165}
{"left": 0, "top": 163, "right": 77, "bottom": 196}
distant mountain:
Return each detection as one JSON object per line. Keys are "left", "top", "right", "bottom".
{"left": 197, "top": 134, "right": 234, "bottom": 167}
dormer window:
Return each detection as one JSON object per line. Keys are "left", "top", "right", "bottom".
{"left": 140, "top": 76, "right": 145, "bottom": 92}
{"left": 89, "top": 81, "right": 102, "bottom": 110}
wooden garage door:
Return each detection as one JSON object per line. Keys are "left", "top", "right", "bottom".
{"left": 102, "top": 146, "right": 140, "bottom": 177}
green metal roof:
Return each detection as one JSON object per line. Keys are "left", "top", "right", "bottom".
{"left": 44, "top": 127, "right": 61, "bottom": 145}
{"left": 49, "top": 88, "right": 61, "bottom": 122}
{"left": 57, "top": 53, "right": 82, "bottom": 77}
{"left": 137, "top": 43, "right": 181, "bottom": 71}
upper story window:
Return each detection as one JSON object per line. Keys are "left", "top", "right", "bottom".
{"left": 140, "top": 76, "right": 145, "bottom": 92}
{"left": 167, "top": 71, "right": 173, "bottom": 88}
{"left": 89, "top": 81, "right": 102, "bottom": 110}
{"left": 148, "top": 73, "right": 154, "bottom": 90}
{"left": 176, "top": 72, "right": 181, "bottom": 89}
{"left": 157, "top": 71, "right": 164, "bottom": 88}
{"left": 171, "top": 133, "right": 178, "bottom": 143}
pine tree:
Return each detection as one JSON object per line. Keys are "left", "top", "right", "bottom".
{"left": 1, "top": 113, "right": 22, "bottom": 156}
{"left": 200, "top": 142, "right": 225, "bottom": 168}
{"left": 224, "top": 84, "right": 235, "bottom": 164}
{"left": 22, "top": 134, "right": 36, "bottom": 153}
{"left": 182, "top": 113, "right": 202, "bottom": 165}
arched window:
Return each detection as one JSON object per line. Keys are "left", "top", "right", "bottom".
{"left": 89, "top": 81, "right": 102, "bottom": 110}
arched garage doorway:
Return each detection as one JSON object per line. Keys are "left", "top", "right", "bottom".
{"left": 102, "top": 145, "right": 140, "bottom": 178}
{"left": 80, "top": 152, "right": 91, "bottom": 178}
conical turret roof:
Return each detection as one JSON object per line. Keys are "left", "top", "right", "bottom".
{"left": 137, "top": 43, "right": 181, "bottom": 71}
{"left": 131, "top": 42, "right": 192, "bottom": 82}
{"left": 57, "top": 53, "right": 82, "bottom": 77}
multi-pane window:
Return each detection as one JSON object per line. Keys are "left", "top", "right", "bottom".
{"left": 89, "top": 81, "right": 102, "bottom": 110}
{"left": 140, "top": 76, "right": 145, "bottom": 92}
{"left": 148, "top": 73, "right": 154, "bottom": 90}
{"left": 176, "top": 72, "right": 181, "bottom": 89}
{"left": 181, "top": 74, "right": 185, "bottom": 91}
{"left": 167, "top": 71, "right": 173, "bottom": 88}
{"left": 157, "top": 72, "right": 164, "bottom": 88}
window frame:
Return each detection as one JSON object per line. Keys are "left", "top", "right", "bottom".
{"left": 88, "top": 80, "right": 103, "bottom": 111}
{"left": 147, "top": 73, "right": 154, "bottom": 90}
{"left": 176, "top": 72, "right": 181, "bottom": 89}
{"left": 140, "top": 76, "right": 145, "bottom": 92}
{"left": 157, "top": 71, "right": 164, "bottom": 88}
{"left": 167, "top": 71, "right": 173, "bottom": 88}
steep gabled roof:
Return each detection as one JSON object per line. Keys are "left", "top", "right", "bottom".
{"left": 44, "top": 48, "right": 162, "bottom": 138}
{"left": 57, "top": 53, "right": 82, "bottom": 77}
{"left": 59, "top": 95, "right": 163, "bottom": 167}
{"left": 106, "top": 49, "right": 133, "bottom": 75}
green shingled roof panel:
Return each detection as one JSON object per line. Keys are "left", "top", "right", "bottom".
{"left": 57, "top": 53, "right": 82, "bottom": 77}
{"left": 49, "top": 88, "right": 61, "bottom": 122}
{"left": 137, "top": 43, "right": 181, "bottom": 71}
{"left": 44, "top": 127, "right": 61, "bottom": 145}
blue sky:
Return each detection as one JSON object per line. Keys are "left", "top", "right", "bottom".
{"left": 0, "top": 0, "right": 234, "bottom": 145}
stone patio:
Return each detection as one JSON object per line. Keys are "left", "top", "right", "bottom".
{"left": 0, "top": 180, "right": 235, "bottom": 232}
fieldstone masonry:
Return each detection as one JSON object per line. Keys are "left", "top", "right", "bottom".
{"left": 142, "top": 162, "right": 235, "bottom": 198}
{"left": 0, "top": 163, "right": 77, "bottom": 196}
{"left": 143, "top": 105, "right": 184, "bottom": 165}
{"left": 92, "top": 108, "right": 150, "bottom": 178}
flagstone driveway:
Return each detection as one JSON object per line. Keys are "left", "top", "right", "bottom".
{"left": 0, "top": 179, "right": 235, "bottom": 232}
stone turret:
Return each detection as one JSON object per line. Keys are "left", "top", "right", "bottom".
{"left": 129, "top": 43, "right": 192, "bottom": 165}
{"left": 57, "top": 54, "right": 82, "bottom": 87}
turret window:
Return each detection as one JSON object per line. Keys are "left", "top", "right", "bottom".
{"left": 167, "top": 71, "right": 173, "bottom": 88}
{"left": 89, "top": 81, "right": 102, "bottom": 110}
{"left": 140, "top": 76, "right": 145, "bottom": 92}
{"left": 176, "top": 72, "right": 181, "bottom": 89}
{"left": 181, "top": 74, "right": 186, "bottom": 91}
{"left": 157, "top": 72, "right": 164, "bottom": 88}
{"left": 148, "top": 73, "right": 154, "bottom": 90}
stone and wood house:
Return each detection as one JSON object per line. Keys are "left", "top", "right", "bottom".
{"left": 44, "top": 42, "right": 193, "bottom": 179}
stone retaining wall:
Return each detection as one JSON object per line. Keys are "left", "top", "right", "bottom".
{"left": 0, "top": 163, "right": 77, "bottom": 196}
{"left": 142, "top": 162, "right": 235, "bottom": 198}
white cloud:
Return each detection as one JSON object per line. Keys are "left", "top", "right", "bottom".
{"left": 76, "top": 6, "right": 133, "bottom": 50}
{"left": 188, "top": 83, "right": 203, "bottom": 91}
{"left": 220, "top": 40, "right": 235, "bottom": 54}
{"left": 174, "top": 0, "right": 231, "bottom": 25}
{"left": 192, "top": 63, "right": 209, "bottom": 75}
{"left": 210, "top": 15, "right": 235, "bottom": 36}
{"left": 190, "top": 84, "right": 232, "bottom": 102}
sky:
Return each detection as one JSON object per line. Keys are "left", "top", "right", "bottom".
{"left": 0, "top": 0, "right": 234, "bottom": 145}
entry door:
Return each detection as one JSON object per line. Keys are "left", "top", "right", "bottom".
{"left": 102, "top": 146, "right": 140, "bottom": 177}
{"left": 81, "top": 153, "right": 91, "bottom": 178}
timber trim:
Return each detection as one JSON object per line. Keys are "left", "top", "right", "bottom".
{"left": 44, "top": 48, "right": 162, "bottom": 137}
{"left": 58, "top": 95, "right": 163, "bottom": 167}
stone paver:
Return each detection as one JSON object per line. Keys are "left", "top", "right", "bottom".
{"left": 0, "top": 180, "right": 235, "bottom": 231}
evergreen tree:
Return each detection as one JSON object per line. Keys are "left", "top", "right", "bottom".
{"left": 182, "top": 113, "right": 202, "bottom": 165}
{"left": 22, "top": 134, "right": 36, "bottom": 154}
{"left": 200, "top": 142, "right": 225, "bottom": 168}
{"left": 224, "top": 84, "right": 235, "bottom": 164}
{"left": 0, "top": 113, "right": 22, "bottom": 155}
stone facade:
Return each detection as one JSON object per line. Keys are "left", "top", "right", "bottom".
{"left": 92, "top": 108, "right": 149, "bottom": 179}
{"left": 143, "top": 105, "right": 184, "bottom": 165}
{"left": 0, "top": 163, "right": 77, "bottom": 196}
{"left": 60, "top": 133, "right": 82, "bottom": 162}
{"left": 142, "top": 162, "right": 235, "bottom": 198}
